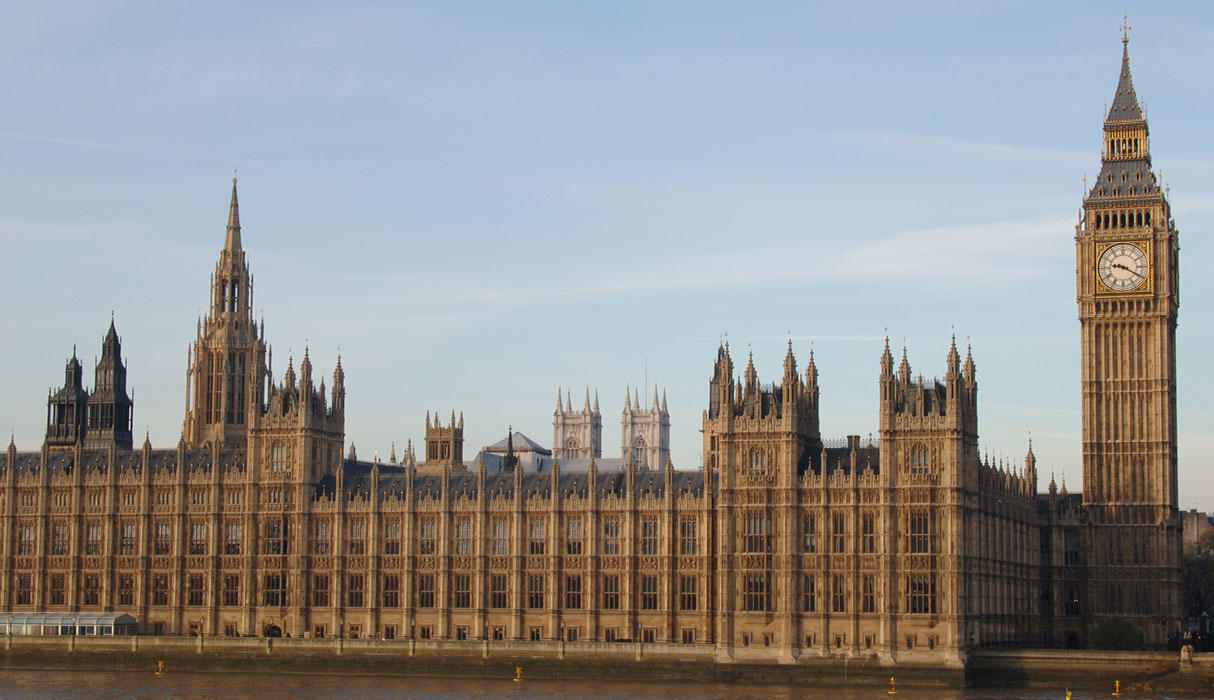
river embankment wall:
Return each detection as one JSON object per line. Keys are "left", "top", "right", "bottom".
{"left": 2, "top": 636, "right": 1213, "bottom": 694}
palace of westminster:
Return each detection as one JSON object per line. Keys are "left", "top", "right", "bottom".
{"left": 0, "top": 38, "right": 1183, "bottom": 663}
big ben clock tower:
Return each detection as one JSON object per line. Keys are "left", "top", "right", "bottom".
{"left": 1077, "top": 29, "right": 1181, "bottom": 645}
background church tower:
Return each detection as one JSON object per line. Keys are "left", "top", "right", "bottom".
{"left": 553, "top": 388, "right": 602, "bottom": 460}
{"left": 1077, "top": 32, "right": 1181, "bottom": 645}
{"left": 182, "top": 177, "right": 269, "bottom": 448}
{"left": 620, "top": 386, "right": 669, "bottom": 470}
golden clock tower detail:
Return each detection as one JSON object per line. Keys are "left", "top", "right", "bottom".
{"left": 1077, "top": 32, "right": 1181, "bottom": 644}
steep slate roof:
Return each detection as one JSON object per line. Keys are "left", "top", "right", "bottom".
{"left": 328, "top": 459, "right": 710, "bottom": 502}
{"left": 80, "top": 451, "right": 109, "bottom": 475}
{"left": 485, "top": 431, "right": 551, "bottom": 455}
{"left": 45, "top": 452, "right": 73, "bottom": 476}
{"left": 114, "top": 451, "right": 142, "bottom": 474}
{"left": 1107, "top": 42, "right": 1144, "bottom": 122}
{"left": 553, "top": 457, "right": 627, "bottom": 473}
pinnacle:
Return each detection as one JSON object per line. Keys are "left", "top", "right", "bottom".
{"left": 1106, "top": 36, "right": 1144, "bottom": 123}
{"left": 225, "top": 175, "right": 242, "bottom": 253}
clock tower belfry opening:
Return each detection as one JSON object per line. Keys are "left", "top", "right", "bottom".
{"left": 1076, "top": 32, "right": 1181, "bottom": 645}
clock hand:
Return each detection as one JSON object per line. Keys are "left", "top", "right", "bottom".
{"left": 1112, "top": 263, "right": 1131, "bottom": 272}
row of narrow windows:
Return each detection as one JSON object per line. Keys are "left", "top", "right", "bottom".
{"left": 1108, "top": 137, "right": 1141, "bottom": 157}
{"left": 219, "top": 278, "right": 240, "bottom": 313}
{"left": 1093, "top": 209, "right": 1149, "bottom": 230}
{"left": 202, "top": 351, "right": 246, "bottom": 425}
{"left": 1095, "top": 299, "right": 1152, "bottom": 314}
{"left": 49, "top": 403, "right": 130, "bottom": 431}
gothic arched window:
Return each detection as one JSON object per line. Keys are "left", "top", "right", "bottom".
{"left": 271, "top": 441, "right": 287, "bottom": 473}
{"left": 909, "top": 444, "right": 929, "bottom": 476}
{"left": 749, "top": 447, "right": 768, "bottom": 477}
{"left": 565, "top": 437, "right": 578, "bottom": 452}
{"left": 633, "top": 436, "right": 648, "bottom": 470}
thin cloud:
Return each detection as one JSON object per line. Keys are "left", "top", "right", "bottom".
{"left": 784, "top": 130, "right": 1087, "bottom": 165}
{"left": 338, "top": 215, "right": 1072, "bottom": 317}
{"left": 0, "top": 130, "right": 277, "bottom": 166}
{"left": 752, "top": 334, "right": 886, "bottom": 343}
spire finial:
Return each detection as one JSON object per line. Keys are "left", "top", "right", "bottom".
{"left": 225, "top": 174, "right": 242, "bottom": 251}
{"left": 1121, "top": 12, "right": 1131, "bottom": 44}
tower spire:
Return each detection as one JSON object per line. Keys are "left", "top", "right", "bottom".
{"left": 1107, "top": 23, "right": 1143, "bottom": 124}
{"left": 226, "top": 172, "right": 242, "bottom": 252}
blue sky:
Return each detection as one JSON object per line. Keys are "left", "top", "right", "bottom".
{"left": 2, "top": 2, "right": 1212, "bottom": 505}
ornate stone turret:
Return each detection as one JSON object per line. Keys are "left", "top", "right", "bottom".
{"left": 703, "top": 341, "right": 821, "bottom": 480}
{"left": 85, "top": 318, "right": 134, "bottom": 450}
{"left": 249, "top": 345, "right": 345, "bottom": 483}
{"left": 879, "top": 338, "right": 978, "bottom": 487}
{"left": 423, "top": 410, "right": 463, "bottom": 471}
{"left": 45, "top": 348, "right": 89, "bottom": 449}
{"left": 182, "top": 176, "right": 268, "bottom": 448}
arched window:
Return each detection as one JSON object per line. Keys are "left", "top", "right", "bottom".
{"left": 271, "top": 441, "right": 287, "bottom": 473}
{"left": 633, "top": 436, "right": 648, "bottom": 470}
{"left": 749, "top": 447, "right": 768, "bottom": 477}
{"left": 909, "top": 444, "right": 929, "bottom": 476}
{"left": 565, "top": 437, "right": 578, "bottom": 452}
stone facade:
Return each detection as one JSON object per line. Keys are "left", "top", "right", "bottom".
{"left": 553, "top": 391, "right": 601, "bottom": 461}
{"left": 621, "top": 388, "right": 670, "bottom": 472}
{"left": 1075, "top": 36, "right": 1182, "bottom": 647}
{"left": 0, "top": 38, "right": 1183, "bottom": 660}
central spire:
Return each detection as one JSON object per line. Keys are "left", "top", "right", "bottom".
{"left": 1107, "top": 33, "right": 1143, "bottom": 124}
{"left": 226, "top": 173, "right": 242, "bottom": 252}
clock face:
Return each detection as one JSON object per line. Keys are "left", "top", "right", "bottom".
{"left": 1098, "top": 242, "right": 1149, "bottom": 292}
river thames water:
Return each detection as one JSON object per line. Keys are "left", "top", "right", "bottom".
{"left": 0, "top": 670, "right": 1195, "bottom": 700}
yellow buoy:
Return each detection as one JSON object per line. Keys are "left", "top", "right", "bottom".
{"left": 513, "top": 666, "right": 523, "bottom": 683}
{"left": 155, "top": 660, "right": 165, "bottom": 676}
{"left": 1112, "top": 679, "right": 1122, "bottom": 697}
{"left": 887, "top": 676, "right": 898, "bottom": 695}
